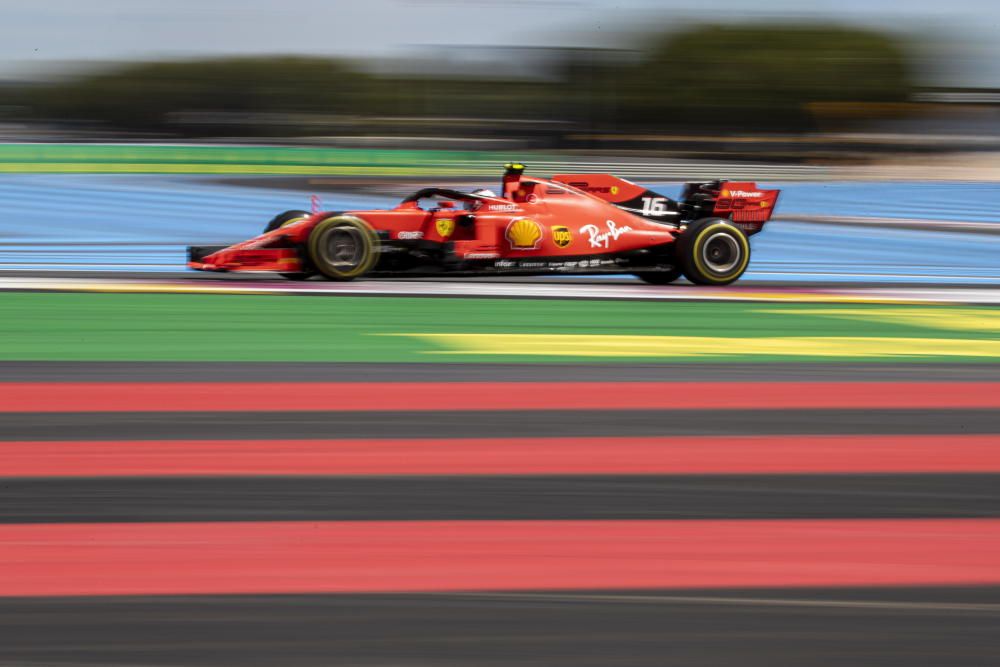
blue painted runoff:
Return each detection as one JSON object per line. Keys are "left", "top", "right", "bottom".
{"left": 1, "top": 175, "right": 999, "bottom": 282}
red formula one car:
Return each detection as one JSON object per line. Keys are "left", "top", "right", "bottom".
{"left": 188, "top": 164, "right": 779, "bottom": 285}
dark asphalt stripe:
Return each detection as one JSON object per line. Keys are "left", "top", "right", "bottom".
{"left": 2, "top": 474, "right": 998, "bottom": 523}
{"left": 1, "top": 408, "right": 998, "bottom": 441}
{"left": 3, "top": 360, "right": 1000, "bottom": 382}
{"left": 1, "top": 268, "right": 994, "bottom": 289}
{"left": 2, "top": 588, "right": 998, "bottom": 667}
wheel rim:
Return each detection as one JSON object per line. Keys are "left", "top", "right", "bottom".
{"left": 701, "top": 232, "right": 741, "bottom": 274}
{"left": 325, "top": 227, "right": 365, "bottom": 269}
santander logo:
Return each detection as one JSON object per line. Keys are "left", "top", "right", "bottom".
{"left": 580, "top": 220, "right": 633, "bottom": 249}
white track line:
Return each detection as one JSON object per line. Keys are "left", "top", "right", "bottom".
{"left": 458, "top": 592, "right": 1000, "bottom": 613}
{"left": 2, "top": 276, "right": 1000, "bottom": 304}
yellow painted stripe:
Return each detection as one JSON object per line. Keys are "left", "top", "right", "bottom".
{"left": 729, "top": 292, "right": 926, "bottom": 305}
{"left": 762, "top": 307, "right": 1000, "bottom": 334}
{"left": 66, "top": 284, "right": 275, "bottom": 296}
{"left": 390, "top": 333, "right": 1000, "bottom": 359}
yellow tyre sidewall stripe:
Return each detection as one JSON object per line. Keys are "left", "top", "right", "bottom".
{"left": 691, "top": 222, "right": 750, "bottom": 284}
{"left": 279, "top": 216, "right": 309, "bottom": 229}
{"left": 308, "top": 215, "right": 379, "bottom": 280}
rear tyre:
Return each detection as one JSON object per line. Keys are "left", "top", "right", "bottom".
{"left": 677, "top": 218, "right": 750, "bottom": 285}
{"left": 634, "top": 267, "right": 683, "bottom": 285}
{"left": 307, "top": 215, "right": 379, "bottom": 281}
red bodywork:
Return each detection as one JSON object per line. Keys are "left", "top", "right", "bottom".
{"left": 188, "top": 170, "right": 779, "bottom": 276}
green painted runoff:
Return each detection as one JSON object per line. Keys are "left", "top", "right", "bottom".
{"left": 1, "top": 292, "right": 998, "bottom": 363}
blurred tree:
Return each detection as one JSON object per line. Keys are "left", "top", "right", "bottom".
{"left": 22, "top": 23, "right": 914, "bottom": 138}
{"left": 609, "top": 24, "right": 914, "bottom": 132}
{"left": 29, "top": 57, "right": 371, "bottom": 135}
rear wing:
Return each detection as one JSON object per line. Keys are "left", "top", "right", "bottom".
{"left": 713, "top": 182, "right": 780, "bottom": 225}
{"left": 680, "top": 180, "right": 780, "bottom": 235}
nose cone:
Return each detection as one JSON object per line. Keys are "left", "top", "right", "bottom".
{"left": 187, "top": 245, "right": 228, "bottom": 270}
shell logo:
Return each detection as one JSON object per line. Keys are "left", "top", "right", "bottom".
{"left": 506, "top": 218, "right": 543, "bottom": 250}
{"left": 721, "top": 189, "right": 730, "bottom": 198}
{"left": 436, "top": 218, "right": 455, "bottom": 238}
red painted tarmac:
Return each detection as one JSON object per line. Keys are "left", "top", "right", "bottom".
{"left": 3, "top": 381, "right": 1000, "bottom": 412}
{"left": 3, "top": 519, "right": 999, "bottom": 597}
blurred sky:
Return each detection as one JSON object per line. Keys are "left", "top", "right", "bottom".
{"left": 0, "top": 0, "right": 998, "bottom": 86}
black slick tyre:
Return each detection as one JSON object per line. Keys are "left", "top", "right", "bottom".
{"left": 262, "top": 210, "right": 316, "bottom": 279}
{"left": 307, "top": 215, "right": 379, "bottom": 281}
{"left": 634, "top": 267, "right": 683, "bottom": 285}
{"left": 264, "top": 210, "right": 311, "bottom": 234}
{"left": 279, "top": 272, "right": 314, "bottom": 281}
{"left": 677, "top": 218, "right": 751, "bottom": 285}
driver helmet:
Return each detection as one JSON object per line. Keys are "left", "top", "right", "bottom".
{"left": 471, "top": 188, "right": 497, "bottom": 198}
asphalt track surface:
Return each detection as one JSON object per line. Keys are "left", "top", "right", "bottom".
{"left": 6, "top": 272, "right": 1000, "bottom": 304}
{"left": 7, "top": 360, "right": 1000, "bottom": 382}
{"left": 3, "top": 269, "right": 999, "bottom": 287}
{"left": 4, "top": 356, "right": 1000, "bottom": 664}
{"left": 3, "top": 588, "right": 1000, "bottom": 667}
{"left": 9, "top": 361, "right": 1000, "bottom": 383}
{"left": 4, "top": 408, "right": 999, "bottom": 440}
{"left": 2, "top": 268, "right": 999, "bottom": 290}
{"left": 5, "top": 473, "right": 1000, "bottom": 523}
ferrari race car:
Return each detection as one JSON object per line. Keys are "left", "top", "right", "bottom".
{"left": 188, "top": 163, "right": 779, "bottom": 285}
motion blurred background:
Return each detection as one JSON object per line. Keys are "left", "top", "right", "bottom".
{"left": 2, "top": 2, "right": 1000, "bottom": 666}
{"left": 1, "top": 0, "right": 998, "bottom": 162}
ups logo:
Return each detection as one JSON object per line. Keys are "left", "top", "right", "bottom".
{"left": 551, "top": 225, "right": 572, "bottom": 248}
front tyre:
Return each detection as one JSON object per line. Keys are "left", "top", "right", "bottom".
{"left": 677, "top": 218, "right": 750, "bottom": 285}
{"left": 261, "top": 210, "right": 317, "bottom": 279}
{"left": 307, "top": 215, "right": 379, "bottom": 281}
{"left": 264, "top": 210, "right": 311, "bottom": 234}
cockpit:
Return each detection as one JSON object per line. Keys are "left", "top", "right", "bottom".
{"left": 397, "top": 187, "right": 490, "bottom": 212}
